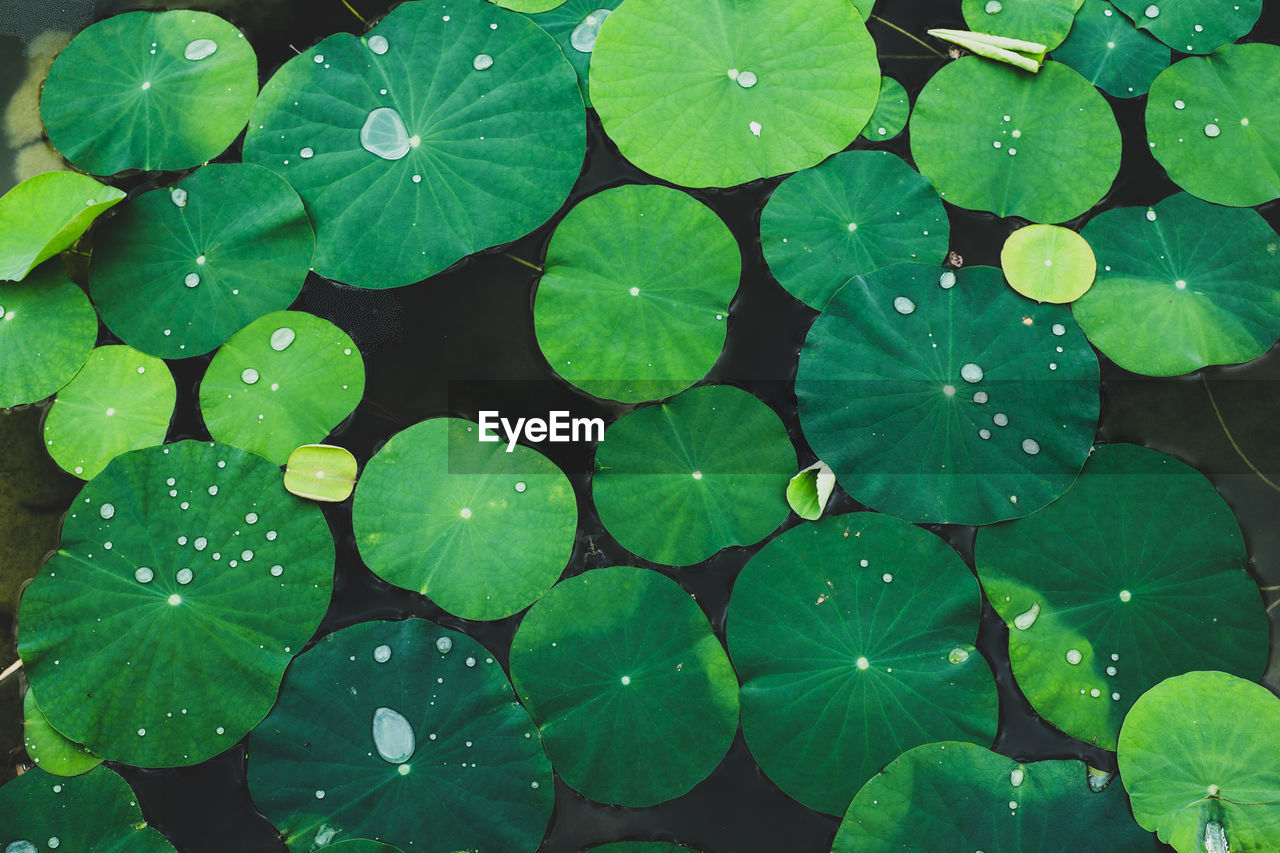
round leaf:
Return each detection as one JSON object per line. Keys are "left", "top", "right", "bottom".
{"left": 589, "top": 0, "right": 880, "bottom": 188}
{"left": 795, "top": 263, "right": 1100, "bottom": 525}
{"left": 1050, "top": 0, "right": 1170, "bottom": 98}
{"left": 23, "top": 688, "right": 101, "bottom": 777}
{"left": 1073, "top": 192, "right": 1280, "bottom": 376}
{"left": 40, "top": 10, "right": 257, "bottom": 174}
{"left": 527, "top": 0, "right": 622, "bottom": 106}
{"left": 832, "top": 741, "right": 1161, "bottom": 852}
{"left": 728, "top": 514, "right": 998, "bottom": 816}
{"left": 510, "top": 566, "right": 739, "bottom": 806}
{"left": 1112, "top": 0, "right": 1260, "bottom": 54}
{"left": 592, "top": 384, "right": 795, "bottom": 566}
{"left": 354, "top": 418, "right": 577, "bottom": 620}
{"left": 1120, "top": 672, "right": 1280, "bottom": 853}
{"left": 0, "top": 171, "right": 125, "bottom": 281}
{"left": 962, "top": 0, "right": 1083, "bottom": 51}
{"left": 248, "top": 618, "right": 553, "bottom": 853}
{"left": 1001, "top": 223, "right": 1096, "bottom": 303}
{"left": 89, "top": 163, "right": 315, "bottom": 359}
{"left": 284, "top": 444, "right": 359, "bottom": 503}
{"left": 858, "top": 76, "right": 911, "bottom": 141}
{"left": 0, "top": 766, "right": 176, "bottom": 852}
{"left": 761, "top": 150, "right": 949, "bottom": 310}
{"left": 1146, "top": 44, "right": 1280, "bottom": 207}
{"left": 535, "top": 184, "right": 738, "bottom": 403}
{"left": 243, "top": 0, "right": 585, "bottom": 288}
{"left": 18, "top": 440, "right": 335, "bottom": 767}
{"left": 977, "top": 443, "right": 1266, "bottom": 750}
{"left": 0, "top": 262, "right": 98, "bottom": 408}
{"left": 200, "top": 311, "right": 365, "bottom": 466}
{"left": 911, "top": 58, "right": 1121, "bottom": 223}
{"left": 43, "top": 345, "right": 175, "bottom": 480}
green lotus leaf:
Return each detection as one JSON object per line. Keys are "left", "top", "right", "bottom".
{"left": 785, "top": 460, "right": 835, "bottom": 521}
{"left": 1120, "top": 672, "right": 1280, "bottom": 853}
{"left": 795, "top": 263, "right": 1099, "bottom": 525}
{"left": 89, "top": 163, "right": 314, "bottom": 359}
{"left": 40, "top": 10, "right": 257, "bottom": 174}
{"left": 728, "top": 514, "right": 998, "bottom": 816}
{"left": 527, "top": 0, "right": 622, "bottom": 106}
{"left": 353, "top": 418, "right": 577, "bottom": 620}
{"left": 592, "top": 384, "right": 795, "bottom": 566}
{"left": 510, "top": 566, "right": 739, "bottom": 807}
{"left": 0, "top": 171, "right": 125, "bottom": 281}
{"left": 535, "top": 184, "right": 738, "bottom": 403}
{"left": 0, "top": 766, "right": 176, "bottom": 852}
{"left": 243, "top": 0, "right": 585, "bottom": 288}
{"left": 590, "top": 0, "right": 880, "bottom": 188}
{"left": 911, "top": 58, "right": 1121, "bottom": 223}
{"left": 1112, "top": 0, "right": 1260, "bottom": 54}
{"left": 0, "top": 262, "right": 98, "bottom": 409}
{"left": 284, "top": 444, "right": 359, "bottom": 503}
{"left": 962, "top": 0, "right": 1083, "bottom": 51}
{"left": 859, "top": 76, "right": 911, "bottom": 141}
{"left": 1073, "top": 193, "right": 1280, "bottom": 376}
{"left": 1145, "top": 44, "right": 1280, "bottom": 207}
{"left": 976, "top": 443, "right": 1265, "bottom": 751}
{"left": 832, "top": 741, "right": 1161, "bottom": 851}
{"left": 200, "top": 311, "right": 365, "bottom": 466}
{"left": 760, "top": 150, "right": 949, "bottom": 310}
{"left": 43, "top": 345, "right": 175, "bottom": 480}
{"left": 248, "top": 618, "right": 553, "bottom": 853}
{"left": 23, "top": 687, "right": 101, "bottom": 777}
{"left": 1050, "top": 0, "right": 1169, "bottom": 97}
{"left": 18, "top": 440, "right": 335, "bottom": 767}
{"left": 1001, "top": 223, "right": 1095, "bottom": 303}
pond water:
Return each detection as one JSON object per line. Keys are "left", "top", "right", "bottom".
{"left": 1, "top": 0, "right": 1278, "bottom": 851}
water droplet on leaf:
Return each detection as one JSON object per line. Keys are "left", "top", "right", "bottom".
{"left": 570, "top": 9, "right": 611, "bottom": 52}
{"left": 372, "top": 706, "right": 416, "bottom": 764}
{"left": 184, "top": 39, "right": 217, "bottom": 61}
{"left": 360, "top": 107, "right": 412, "bottom": 160}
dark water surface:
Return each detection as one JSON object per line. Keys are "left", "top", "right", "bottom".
{"left": 2, "top": 1, "right": 1279, "bottom": 851}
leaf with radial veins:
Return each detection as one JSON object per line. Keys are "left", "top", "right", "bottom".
{"left": 1145, "top": 44, "right": 1280, "bottom": 208}
{"left": 1112, "top": 0, "right": 1260, "bottom": 54}
{"left": 761, "top": 150, "right": 949, "bottom": 309}
{"left": 18, "top": 440, "right": 335, "bottom": 767}
{"left": 795, "top": 263, "right": 1099, "bottom": 525}
{"left": 248, "top": 619, "right": 554, "bottom": 853}
{"left": 244, "top": 0, "right": 585, "bottom": 288}
{"left": 1000, "top": 223, "right": 1095, "bottom": 303}
{"left": 535, "top": 184, "right": 739, "bottom": 403}
{"left": 832, "top": 742, "right": 1162, "bottom": 852}
{"left": 43, "top": 345, "right": 175, "bottom": 480}
{"left": 962, "top": 0, "right": 1083, "bottom": 51}
{"left": 859, "top": 76, "right": 911, "bottom": 141}
{"left": 592, "top": 384, "right": 795, "bottom": 566}
{"left": 728, "top": 514, "right": 998, "bottom": 816}
{"left": 911, "top": 59, "right": 1121, "bottom": 223}
{"left": 0, "top": 171, "right": 124, "bottom": 281}
{"left": 510, "top": 566, "right": 739, "bottom": 807}
{"left": 0, "top": 765, "right": 176, "bottom": 852}
{"left": 0, "top": 262, "right": 98, "bottom": 408}
{"left": 200, "top": 311, "right": 365, "bottom": 466}
{"left": 589, "top": 0, "right": 880, "bottom": 188}
{"left": 977, "top": 443, "right": 1266, "bottom": 751}
{"left": 1050, "top": 0, "right": 1169, "bottom": 98}
{"left": 1073, "top": 193, "right": 1280, "bottom": 376}
{"left": 353, "top": 418, "right": 577, "bottom": 620}
{"left": 89, "top": 163, "right": 314, "bottom": 359}
{"left": 40, "top": 10, "right": 258, "bottom": 174}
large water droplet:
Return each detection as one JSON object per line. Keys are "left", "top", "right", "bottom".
{"left": 1065, "top": 648, "right": 1082, "bottom": 665}
{"left": 135, "top": 566, "right": 154, "bottom": 584}
{"left": 1144, "top": 4, "right": 1160, "bottom": 18}
{"left": 99, "top": 502, "right": 116, "bottom": 520}
{"left": 270, "top": 327, "right": 296, "bottom": 351}
{"left": 360, "top": 107, "right": 412, "bottom": 161}
{"left": 170, "top": 187, "right": 188, "bottom": 208}
{"left": 473, "top": 53, "right": 494, "bottom": 71}
{"left": 6, "top": 842, "right": 38, "bottom": 853}
{"left": 948, "top": 647, "right": 970, "bottom": 664}
{"left": 985, "top": 0, "right": 1003, "bottom": 12}
{"left": 184, "top": 39, "right": 217, "bottom": 61}
{"left": 1011, "top": 767, "right": 1025, "bottom": 787}
{"left": 939, "top": 271, "right": 956, "bottom": 289}
{"left": 736, "top": 70, "right": 758, "bottom": 88}
{"left": 185, "top": 273, "right": 200, "bottom": 288}
{"left": 1021, "top": 438, "right": 1040, "bottom": 455}
{"left": 367, "top": 34, "right": 389, "bottom": 55}
{"left": 241, "top": 368, "right": 260, "bottom": 385}
{"left": 1052, "top": 323, "right": 1066, "bottom": 336}
{"left": 1204, "top": 821, "right": 1228, "bottom": 853}
{"left": 176, "top": 568, "right": 194, "bottom": 585}
{"left": 960, "top": 363, "right": 984, "bottom": 383}
{"left": 435, "top": 636, "right": 452, "bottom": 654}
{"left": 372, "top": 706, "right": 415, "bottom": 764}
{"left": 1204, "top": 122, "right": 1221, "bottom": 138}
{"left": 570, "top": 9, "right": 611, "bottom": 52}
{"left": 1013, "top": 602, "right": 1040, "bottom": 630}
{"left": 373, "top": 644, "right": 392, "bottom": 663}
{"left": 993, "top": 412, "right": 1009, "bottom": 427}
{"left": 893, "top": 296, "right": 916, "bottom": 315}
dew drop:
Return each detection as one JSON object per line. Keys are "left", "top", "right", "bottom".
{"left": 270, "top": 565, "right": 284, "bottom": 577}
{"left": 1119, "top": 589, "right": 1132, "bottom": 602}
{"left": 170, "top": 187, "right": 188, "bottom": 208}
{"left": 979, "top": 428, "right": 991, "bottom": 440}
{"left": 993, "top": 413, "right": 1009, "bottom": 427}
{"left": 436, "top": 636, "right": 453, "bottom": 654}
{"left": 100, "top": 502, "right": 116, "bottom": 520}
{"left": 973, "top": 391, "right": 989, "bottom": 404}
{"left": 893, "top": 296, "right": 916, "bottom": 315}
{"left": 736, "top": 70, "right": 758, "bottom": 88}
{"left": 1174, "top": 99, "right": 1186, "bottom": 109}
{"left": 134, "top": 567, "right": 154, "bottom": 584}
{"left": 881, "top": 573, "right": 893, "bottom": 583}
{"left": 374, "top": 644, "right": 392, "bottom": 663}
{"left": 176, "top": 568, "right": 193, "bottom": 585}
{"left": 184, "top": 39, "right": 217, "bottom": 61}
{"left": 185, "top": 273, "right": 200, "bottom": 288}
{"left": 960, "top": 363, "right": 984, "bottom": 383}
{"left": 269, "top": 327, "right": 296, "bottom": 351}
{"left": 1052, "top": 323, "right": 1066, "bottom": 336}
{"left": 1066, "top": 648, "right": 1083, "bottom": 665}
{"left": 241, "top": 368, "right": 260, "bottom": 385}
{"left": 1204, "top": 122, "right": 1221, "bottom": 138}
{"left": 515, "top": 481, "right": 527, "bottom": 493}
{"left": 948, "top": 647, "right": 970, "bottom": 664}
{"left": 373, "top": 706, "right": 416, "bottom": 764}
{"left": 194, "top": 537, "right": 208, "bottom": 551}
{"left": 939, "top": 271, "right": 956, "bottom": 289}
{"left": 465, "top": 656, "right": 477, "bottom": 667}
{"left": 1144, "top": 4, "right": 1159, "bottom": 18}
{"left": 570, "top": 9, "right": 611, "bottom": 52}
{"left": 1011, "top": 767, "right": 1025, "bottom": 787}
{"left": 1013, "top": 602, "right": 1040, "bottom": 630}
{"left": 1021, "top": 438, "right": 1040, "bottom": 455}
{"left": 749, "top": 121, "right": 762, "bottom": 136}
{"left": 1107, "top": 665, "right": 1118, "bottom": 676}
{"left": 473, "top": 53, "right": 494, "bottom": 71}
{"left": 315, "top": 789, "right": 325, "bottom": 799}
{"left": 367, "top": 34, "right": 389, "bottom": 55}
{"left": 360, "top": 107, "right": 412, "bottom": 160}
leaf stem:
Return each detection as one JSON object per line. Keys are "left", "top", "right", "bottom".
{"left": 869, "top": 15, "right": 947, "bottom": 58}
{"left": 502, "top": 252, "right": 544, "bottom": 273}
{"left": 340, "top": 0, "right": 366, "bottom": 24}
{"left": 1202, "top": 376, "right": 1280, "bottom": 493}
{"left": 0, "top": 658, "right": 22, "bottom": 684}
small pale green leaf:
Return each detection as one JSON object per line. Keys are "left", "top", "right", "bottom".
{"left": 0, "top": 262, "right": 98, "bottom": 409}
{"left": 283, "top": 444, "right": 359, "bottom": 503}
{"left": 1119, "top": 672, "right": 1280, "bottom": 853}
{"left": 0, "top": 766, "right": 176, "bottom": 851}
{"left": 785, "top": 461, "right": 835, "bottom": 521}
{"left": 961, "top": 0, "right": 1084, "bottom": 52}
{"left": 510, "top": 567, "right": 739, "bottom": 806}
{"left": 859, "top": 76, "right": 911, "bottom": 141}
{"left": 0, "top": 171, "right": 124, "bottom": 281}
{"left": 1050, "top": 0, "right": 1170, "bottom": 98}
{"left": 1001, "top": 223, "right": 1095, "bottom": 303}
{"left": 43, "top": 345, "right": 175, "bottom": 480}
{"left": 1112, "top": 0, "right": 1260, "bottom": 54}
{"left": 23, "top": 687, "right": 102, "bottom": 777}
